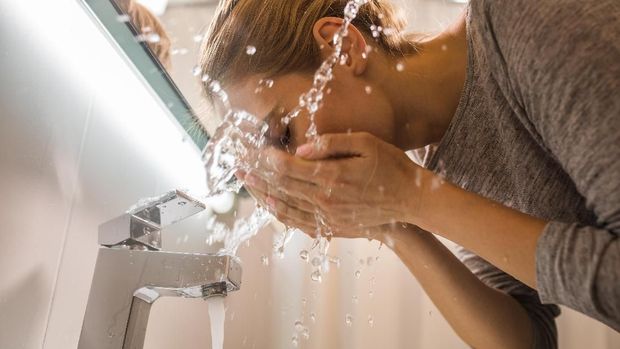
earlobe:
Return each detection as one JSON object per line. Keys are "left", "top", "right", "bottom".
{"left": 313, "top": 17, "right": 368, "bottom": 76}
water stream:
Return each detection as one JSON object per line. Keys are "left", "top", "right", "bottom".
{"left": 206, "top": 296, "right": 226, "bottom": 349}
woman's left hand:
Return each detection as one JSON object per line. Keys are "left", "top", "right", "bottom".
{"left": 244, "top": 132, "right": 429, "bottom": 233}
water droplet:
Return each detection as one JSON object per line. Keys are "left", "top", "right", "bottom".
{"left": 291, "top": 335, "right": 299, "bottom": 347}
{"left": 294, "top": 320, "right": 304, "bottom": 332}
{"left": 245, "top": 45, "right": 257, "bottom": 55}
{"left": 368, "top": 315, "right": 374, "bottom": 327}
{"left": 299, "top": 250, "right": 309, "bottom": 261}
{"left": 345, "top": 314, "right": 353, "bottom": 326}
{"left": 364, "top": 85, "right": 372, "bottom": 94}
{"left": 146, "top": 33, "right": 160, "bottom": 43}
{"left": 192, "top": 66, "right": 201, "bottom": 76}
{"left": 116, "top": 14, "right": 130, "bottom": 22}
{"left": 311, "top": 256, "right": 322, "bottom": 267}
{"left": 354, "top": 270, "right": 361, "bottom": 279}
{"left": 178, "top": 201, "right": 187, "bottom": 206}
{"left": 396, "top": 62, "right": 405, "bottom": 72}
{"left": 311, "top": 270, "right": 322, "bottom": 282}
{"left": 352, "top": 295, "right": 358, "bottom": 304}
{"left": 301, "top": 327, "right": 310, "bottom": 339}
{"left": 261, "top": 255, "right": 269, "bottom": 266}
{"left": 368, "top": 290, "right": 374, "bottom": 298}
{"left": 193, "top": 34, "right": 203, "bottom": 43}
{"left": 382, "top": 27, "right": 397, "bottom": 36}
{"left": 310, "top": 312, "right": 316, "bottom": 323}
{"left": 370, "top": 24, "right": 383, "bottom": 38}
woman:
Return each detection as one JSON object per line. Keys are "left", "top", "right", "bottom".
{"left": 199, "top": 0, "right": 619, "bottom": 348}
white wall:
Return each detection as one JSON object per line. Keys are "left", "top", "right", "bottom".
{"left": 0, "top": 1, "right": 208, "bottom": 347}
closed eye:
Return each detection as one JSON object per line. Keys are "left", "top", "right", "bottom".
{"left": 279, "top": 125, "right": 291, "bottom": 147}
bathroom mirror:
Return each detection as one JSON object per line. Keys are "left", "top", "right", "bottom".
{"left": 80, "top": 0, "right": 217, "bottom": 151}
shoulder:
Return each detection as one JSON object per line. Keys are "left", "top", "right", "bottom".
{"left": 469, "top": 0, "right": 620, "bottom": 48}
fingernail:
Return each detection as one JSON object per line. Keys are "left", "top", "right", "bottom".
{"left": 266, "top": 196, "right": 276, "bottom": 209}
{"left": 235, "top": 170, "right": 246, "bottom": 180}
{"left": 245, "top": 174, "right": 256, "bottom": 186}
{"left": 295, "top": 144, "right": 312, "bottom": 157}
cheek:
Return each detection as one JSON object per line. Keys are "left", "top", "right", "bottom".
{"left": 317, "top": 95, "right": 391, "bottom": 136}
{"left": 289, "top": 89, "right": 393, "bottom": 145}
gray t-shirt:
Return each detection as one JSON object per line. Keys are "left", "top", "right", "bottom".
{"left": 422, "top": 0, "right": 620, "bottom": 346}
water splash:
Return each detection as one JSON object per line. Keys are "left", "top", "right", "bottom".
{"left": 288, "top": 0, "right": 370, "bottom": 141}
{"left": 202, "top": 110, "right": 268, "bottom": 196}
{"left": 273, "top": 227, "right": 297, "bottom": 258}
{"left": 197, "top": 0, "right": 371, "bottom": 286}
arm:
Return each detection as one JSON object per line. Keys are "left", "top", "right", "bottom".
{"left": 247, "top": 138, "right": 561, "bottom": 346}
{"left": 407, "top": 169, "right": 546, "bottom": 289}
{"left": 406, "top": 164, "right": 620, "bottom": 330}
{"left": 473, "top": 0, "right": 620, "bottom": 329}
{"left": 381, "top": 224, "right": 537, "bottom": 349}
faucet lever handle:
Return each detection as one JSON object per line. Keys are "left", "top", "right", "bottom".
{"left": 99, "top": 190, "right": 206, "bottom": 250}
{"left": 128, "top": 190, "right": 206, "bottom": 227}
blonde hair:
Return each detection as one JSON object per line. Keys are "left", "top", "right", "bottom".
{"left": 118, "top": 0, "right": 172, "bottom": 69}
{"left": 199, "top": 0, "right": 415, "bottom": 93}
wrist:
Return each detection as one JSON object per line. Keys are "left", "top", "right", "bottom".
{"left": 378, "top": 222, "right": 430, "bottom": 251}
{"left": 401, "top": 166, "right": 435, "bottom": 227}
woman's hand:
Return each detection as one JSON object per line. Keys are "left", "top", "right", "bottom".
{"left": 243, "top": 132, "right": 430, "bottom": 235}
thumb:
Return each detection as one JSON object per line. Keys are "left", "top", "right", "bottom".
{"left": 295, "top": 132, "right": 369, "bottom": 160}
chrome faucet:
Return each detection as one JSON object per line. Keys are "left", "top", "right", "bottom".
{"left": 79, "top": 190, "right": 241, "bottom": 349}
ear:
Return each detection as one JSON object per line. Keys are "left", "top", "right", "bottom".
{"left": 313, "top": 17, "right": 368, "bottom": 76}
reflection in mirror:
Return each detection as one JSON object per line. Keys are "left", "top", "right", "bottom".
{"left": 82, "top": 0, "right": 213, "bottom": 150}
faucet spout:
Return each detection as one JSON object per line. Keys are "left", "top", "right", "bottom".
{"left": 79, "top": 248, "right": 241, "bottom": 348}
{"left": 79, "top": 190, "right": 242, "bottom": 348}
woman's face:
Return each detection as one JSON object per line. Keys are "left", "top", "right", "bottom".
{"left": 226, "top": 71, "right": 396, "bottom": 152}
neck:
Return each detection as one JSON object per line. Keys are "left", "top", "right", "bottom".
{"left": 371, "top": 12, "right": 468, "bottom": 151}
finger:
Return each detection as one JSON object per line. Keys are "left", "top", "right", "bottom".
{"left": 245, "top": 170, "right": 319, "bottom": 203}
{"left": 245, "top": 188, "right": 317, "bottom": 235}
{"left": 295, "top": 132, "right": 374, "bottom": 160}
{"left": 251, "top": 184, "right": 317, "bottom": 214}
{"left": 265, "top": 196, "right": 318, "bottom": 228}
{"left": 235, "top": 169, "right": 247, "bottom": 181}
{"left": 259, "top": 147, "right": 335, "bottom": 184}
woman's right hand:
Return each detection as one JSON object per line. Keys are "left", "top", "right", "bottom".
{"left": 239, "top": 168, "right": 404, "bottom": 243}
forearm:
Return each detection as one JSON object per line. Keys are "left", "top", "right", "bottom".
{"left": 384, "top": 226, "right": 533, "bottom": 349}
{"left": 407, "top": 169, "right": 547, "bottom": 288}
